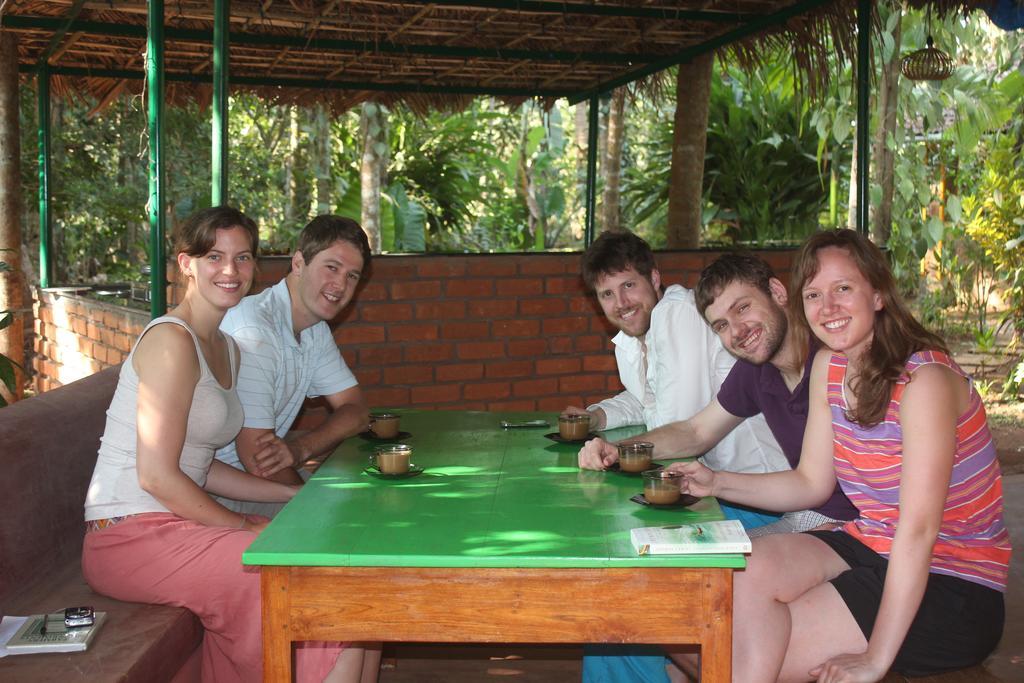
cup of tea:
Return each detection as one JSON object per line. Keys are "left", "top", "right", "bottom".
{"left": 558, "top": 414, "right": 591, "bottom": 440}
{"left": 617, "top": 441, "right": 654, "bottom": 472}
{"left": 642, "top": 469, "right": 684, "bottom": 505}
{"left": 370, "top": 444, "right": 412, "bottom": 474}
{"left": 370, "top": 412, "right": 401, "bottom": 439}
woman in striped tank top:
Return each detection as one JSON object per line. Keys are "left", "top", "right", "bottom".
{"left": 672, "top": 229, "right": 1009, "bottom": 682}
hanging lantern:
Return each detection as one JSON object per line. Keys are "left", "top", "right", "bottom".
{"left": 901, "top": 7, "right": 955, "bottom": 81}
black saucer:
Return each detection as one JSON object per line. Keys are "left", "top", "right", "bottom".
{"left": 608, "top": 462, "right": 664, "bottom": 475}
{"left": 359, "top": 430, "right": 412, "bottom": 441}
{"left": 629, "top": 493, "right": 700, "bottom": 509}
{"left": 543, "top": 432, "right": 598, "bottom": 444}
{"left": 364, "top": 465, "right": 424, "bottom": 479}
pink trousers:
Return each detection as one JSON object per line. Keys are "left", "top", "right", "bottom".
{"left": 82, "top": 513, "right": 342, "bottom": 683}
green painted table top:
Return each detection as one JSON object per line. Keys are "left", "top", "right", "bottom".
{"left": 243, "top": 411, "right": 745, "bottom": 569}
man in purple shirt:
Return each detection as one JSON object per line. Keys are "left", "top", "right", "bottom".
{"left": 579, "top": 252, "right": 856, "bottom": 529}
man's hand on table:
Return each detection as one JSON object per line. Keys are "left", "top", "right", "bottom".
{"left": 252, "top": 432, "right": 303, "bottom": 477}
{"left": 666, "top": 460, "right": 716, "bottom": 498}
{"left": 578, "top": 437, "right": 619, "bottom": 470}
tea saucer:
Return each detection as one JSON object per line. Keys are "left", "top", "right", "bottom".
{"left": 543, "top": 432, "right": 598, "bottom": 444}
{"left": 364, "top": 465, "right": 424, "bottom": 479}
{"left": 629, "top": 493, "right": 699, "bottom": 509}
{"left": 359, "top": 430, "right": 412, "bottom": 441}
{"left": 607, "top": 462, "right": 664, "bottom": 475}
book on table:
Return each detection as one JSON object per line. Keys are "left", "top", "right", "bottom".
{"left": 630, "top": 520, "right": 752, "bottom": 555}
{"left": 2, "top": 611, "right": 107, "bottom": 654}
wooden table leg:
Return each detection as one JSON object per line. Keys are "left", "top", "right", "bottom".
{"left": 699, "top": 568, "right": 732, "bottom": 683}
{"left": 261, "top": 566, "right": 293, "bottom": 682}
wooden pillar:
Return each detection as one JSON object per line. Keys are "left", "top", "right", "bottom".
{"left": 0, "top": 31, "right": 25, "bottom": 403}
{"left": 666, "top": 53, "right": 714, "bottom": 249}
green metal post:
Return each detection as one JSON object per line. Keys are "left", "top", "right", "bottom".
{"left": 212, "top": 0, "right": 229, "bottom": 205}
{"left": 584, "top": 95, "right": 599, "bottom": 247}
{"left": 856, "top": 0, "right": 871, "bottom": 235}
{"left": 147, "top": 0, "right": 167, "bottom": 316}
{"left": 37, "top": 65, "right": 52, "bottom": 289}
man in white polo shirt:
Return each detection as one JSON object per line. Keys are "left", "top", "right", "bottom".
{"left": 215, "top": 215, "right": 371, "bottom": 516}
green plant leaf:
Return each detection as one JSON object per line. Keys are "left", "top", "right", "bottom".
{"left": 946, "top": 195, "right": 962, "bottom": 225}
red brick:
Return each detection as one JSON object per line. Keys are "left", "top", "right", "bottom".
{"left": 445, "top": 401, "right": 488, "bottom": 411}
{"left": 411, "top": 384, "right": 461, "bottom": 404}
{"left": 548, "top": 336, "right": 574, "bottom": 353}
{"left": 518, "top": 258, "right": 567, "bottom": 275}
{"left": 467, "top": 299, "right": 518, "bottom": 319}
{"left": 488, "top": 399, "right": 536, "bottom": 412}
{"left": 507, "top": 339, "right": 547, "bottom": 357}
{"left": 384, "top": 365, "right": 434, "bottom": 385}
{"left": 388, "top": 323, "right": 439, "bottom": 342}
{"left": 537, "top": 396, "right": 575, "bottom": 412}
{"left": 546, "top": 276, "right": 587, "bottom": 295}
{"left": 336, "top": 325, "right": 386, "bottom": 345}
{"left": 464, "top": 381, "right": 511, "bottom": 401}
{"left": 575, "top": 334, "right": 609, "bottom": 352}
{"left": 495, "top": 278, "right": 543, "bottom": 297}
{"left": 583, "top": 355, "right": 618, "bottom": 372}
{"left": 519, "top": 298, "right": 567, "bottom": 316}
{"left": 491, "top": 319, "right": 540, "bottom": 338}
{"left": 359, "top": 346, "right": 404, "bottom": 366}
{"left": 485, "top": 360, "right": 534, "bottom": 378}
{"left": 71, "top": 317, "right": 88, "bottom": 335}
{"left": 355, "top": 282, "right": 389, "bottom": 302}
{"left": 436, "top": 363, "right": 484, "bottom": 382}
{"left": 341, "top": 350, "right": 357, "bottom": 368}
{"left": 392, "top": 280, "right": 441, "bottom": 300}
{"left": 355, "top": 368, "right": 382, "bottom": 385}
{"left": 360, "top": 303, "right": 413, "bottom": 323}
{"left": 442, "top": 321, "right": 490, "bottom": 339}
{"left": 86, "top": 322, "right": 100, "bottom": 341}
{"left": 590, "top": 317, "right": 617, "bottom": 335}
{"left": 512, "top": 377, "right": 558, "bottom": 397}
{"left": 416, "top": 259, "right": 467, "bottom": 277}
{"left": 655, "top": 251, "right": 706, "bottom": 271}
{"left": 365, "top": 387, "right": 411, "bottom": 407}
{"left": 404, "top": 343, "right": 454, "bottom": 363}
{"left": 369, "top": 258, "right": 418, "bottom": 280}
{"left": 536, "top": 358, "right": 582, "bottom": 375}
{"left": 113, "top": 332, "right": 133, "bottom": 352}
{"left": 542, "top": 316, "right": 589, "bottom": 335}
{"left": 415, "top": 301, "right": 466, "bottom": 320}
{"left": 468, "top": 257, "right": 517, "bottom": 277}
{"left": 457, "top": 341, "right": 504, "bottom": 360}
{"left": 568, "top": 297, "right": 601, "bottom": 315}
{"left": 607, "top": 376, "right": 625, "bottom": 391}
{"left": 446, "top": 279, "right": 494, "bottom": 298}
{"left": 559, "top": 375, "right": 607, "bottom": 393}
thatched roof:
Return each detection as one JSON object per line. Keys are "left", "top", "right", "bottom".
{"left": 1, "top": 0, "right": 985, "bottom": 113}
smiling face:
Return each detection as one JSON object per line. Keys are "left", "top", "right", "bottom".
{"left": 594, "top": 267, "right": 662, "bottom": 338}
{"left": 703, "top": 278, "right": 788, "bottom": 366}
{"left": 178, "top": 225, "right": 255, "bottom": 311}
{"left": 288, "top": 239, "right": 365, "bottom": 333}
{"left": 801, "top": 246, "right": 883, "bottom": 359}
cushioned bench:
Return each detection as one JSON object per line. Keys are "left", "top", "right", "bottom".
{"left": 0, "top": 366, "right": 203, "bottom": 682}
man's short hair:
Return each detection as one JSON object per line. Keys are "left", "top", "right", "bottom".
{"left": 694, "top": 252, "right": 776, "bottom": 315}
{"left": 296, "top": 215, "right": 372, "bottom": 268}
{"left": 581, "top": 230, "right": 656, "bottom": 290}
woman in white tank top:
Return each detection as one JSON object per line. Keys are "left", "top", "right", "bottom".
{"left": 83, "top": 208, "right": 370, "bottom": 683}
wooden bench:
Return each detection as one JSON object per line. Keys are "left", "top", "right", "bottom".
{"left": 0, "top": 367, "right": 202, "bottom": 682}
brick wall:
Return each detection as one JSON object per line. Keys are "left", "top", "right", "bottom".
{"left": 31, "top": 249, "right": 796, "bottom": 415}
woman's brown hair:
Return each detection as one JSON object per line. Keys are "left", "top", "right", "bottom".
{"left": 789, "top": 229, "right": 948, "bottom": 427}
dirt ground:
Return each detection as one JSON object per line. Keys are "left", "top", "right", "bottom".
{"left": 989, "top": 401, "right": 1024, "bottom": 475}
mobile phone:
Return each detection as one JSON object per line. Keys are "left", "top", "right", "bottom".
{"left": 64, "top": 606, "right": 95, "bottom": 628}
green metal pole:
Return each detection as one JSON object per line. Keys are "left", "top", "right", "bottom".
{"left": 147, "top": 0, "right": 166, "bottom": 316}
{"left": 856, "top": 0, "right": 871, "bottom": 235}
{"left": 584, "top": 95, "right": 599, "bottom": 247}
{"left": 212, "top": 0, "right": 229, "bottom": 205}
{"left": 37, "top": 65, "right": 52, "bottom": 289}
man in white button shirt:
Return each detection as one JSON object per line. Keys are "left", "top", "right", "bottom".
{"left": 214, "top": 215, "right": 371, "bottom": 516}
{"left": 563, "top": 230, "right": 788, "bottom": 527}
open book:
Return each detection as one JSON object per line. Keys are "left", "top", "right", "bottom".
{"left": 630, "top": 520, "right": 752, "bottom": 555}
{"left": 2, "top": 611, "right": 107, "bottom": 654}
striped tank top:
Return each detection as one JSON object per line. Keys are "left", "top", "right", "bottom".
{"left": 828, "top": 350, "right": 1010, "bottom": 591}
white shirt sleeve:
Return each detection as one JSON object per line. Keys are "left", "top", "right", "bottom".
{"left": 306, "top": 326, "right": 358, "bottom": 398}
{"left": 227, "top": 325, "right": 281, "bottom": 430}
{"left": 588, "top": 341, "right": 647, "bottom": 429}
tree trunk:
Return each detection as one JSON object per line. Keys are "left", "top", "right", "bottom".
{"left": 312, "top": 104, "right": 332, "bottom": 216}
{"left": 871, "top": 7, "right": 903, "bottom": 245}
{"left": 360, "top": 102, "right": 388, "bottom": 252}
{"left": 667, "top": 54, "right": 714, "bottom": 248}
{"left": 283, "top": 105, "right": 296, "bottom": 228}
{"left": 0, "top": 31, "right": 25, "bottom": 403}
{"left": 847, "top": 134, "right": 859, "bottom": 229}
{"left": 601, "top": 88, "right": 626, "bottom": 232}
